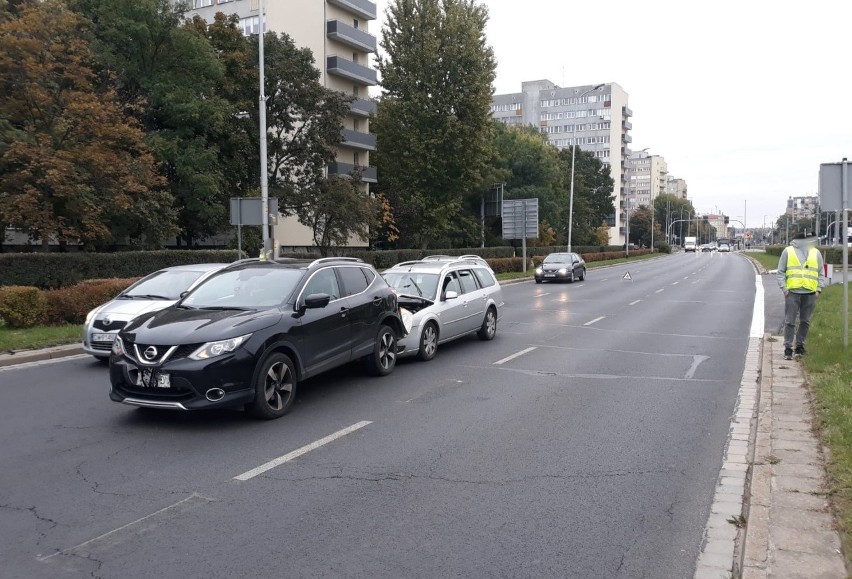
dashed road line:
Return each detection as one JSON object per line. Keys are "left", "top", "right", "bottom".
{"left": 234, "top": 421, "right": 373, "bottom": 481}
{"left": 655, "top": 289, "right": 665, "bottom": 294}
{"left": 584, "top": 316, "right": 605, "bottom": 326}
{"left": 494, "top": 347, "right": 537, "bottom": 365}
{"left": 629, "top": 300, "right": 641, "bottom": 306}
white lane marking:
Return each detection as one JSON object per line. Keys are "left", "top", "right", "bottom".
{"left": 684, "top": 355, "right": 710, "bottom": 379}
{"left": 671, "top": 282, "right": 679, "bottom": 286}
{"left": 234, "top": 421, "right": 372, "bottom": 481}
{"left": 39, "top": 493, "right": 213, "bottom": 561}
{"left": 601, "top": 279, "right": 609, "bottom": 282}
{"left": 655, "top": 289, "right": 665, "bottom": 294}
{"left": 584, "top": 316, "right": 605, "bottom": 326}
{"left": 750, "top": 273, "right": 765, "bottom": 338}
{"left": 534, "top": 292, "right": 551, "bottom": 297}
{"left": 493, "top": 347, "right": 537, "bottom": 365}
{"left": 629, "top": 300, "right": 641, "bottom": 306}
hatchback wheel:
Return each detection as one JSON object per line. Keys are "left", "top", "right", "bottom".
{"left": 417, "top": 322, "right": 438, "bottom": 361}
{"left": 249, "top": 352, "right": 297, "bottom": 420}
{"left": 366, "top": 324, "right": 397, "bottom": 376}
{"left": 579, "top": 268, "right": 586, "bottom": 281}
{"left": 567, "top": 271, "right": 575, "bottom": 283}
{"left": 477, "top": 307, "right": 497, "bottom": 341}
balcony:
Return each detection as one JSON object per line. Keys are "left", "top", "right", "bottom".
{"left": 622, "top": 133, "right": 632, "bottom": 143}
{"left": 327, "top": 56, "right": 377, "bottom": 86}
{"left": 341, "top": 128, "right": 376, "bottom": 151}
{"left": 327, "top": 0, "right": 377, "bottom": 20}
{"left": 327, "top": 20, "right": 377, "bottom": 52}
{"left": 350, "top": 98, "right": 377, "bottom": 117}
{"left": 329, "top": 161, "right": 377, "bottom": 183}
{"left": 622, "top": 120, "right": 632, "bottom": 130}
{"left": 622, "top": 106, "right": 633, "bottom": 117}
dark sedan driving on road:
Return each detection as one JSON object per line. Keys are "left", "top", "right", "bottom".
{"left": 534, "top": 252, "right": 587, "bottom": 283}
{"left": 109, "top": 258, "right": 405, "bottom": 420}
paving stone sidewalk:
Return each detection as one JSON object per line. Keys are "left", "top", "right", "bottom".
{"left": 741, "top": 336, "right": 847, "bottom": 578}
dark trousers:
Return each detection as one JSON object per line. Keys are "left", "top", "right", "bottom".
{"left": 784, "top": 292, "right": 818, "bottom": 349}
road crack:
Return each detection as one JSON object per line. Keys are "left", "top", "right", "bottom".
{"left": 0, "top": 503, "right": 58, "bottom": 545}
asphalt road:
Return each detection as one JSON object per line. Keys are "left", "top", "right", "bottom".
{"left": 0, "top": 252, "right": 782, "bottom": 578}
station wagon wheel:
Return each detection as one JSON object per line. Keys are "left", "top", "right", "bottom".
{"left": 417, "top": 321, "right": 438, "bottom": 361}
{"left": 567, "top": 270, "right": 575, "bottom": 283}
{"left": 477, "top": 307, "right": 497, "bottom": 341}
{"left": 367, "top": 324, "right": 397, "bottom": 376}
{"left": 249, "top": 352, "right": 297, "bottom": 419}
{"left": 579, "top": 267, "right": 586, "bottom": 281}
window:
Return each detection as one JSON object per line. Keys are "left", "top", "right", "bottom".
{"left": 338, "top": 267, "right": 369, "bottom": 296}
{"left": 457, "top": 270, "right": 479, "bottom": 294}
{"left": 239, "top": 15, "right": 264, "bottom": 36}
{"left": 303, "top": 268, "right": 341, "bottom": 301}
{"left": 442, "top": 272, "right": 461, "bottom": 297}
{"left": 473, "top": 268, "right": 496, "bottom": 288}
{"left": 193, "top": 0, "right": 212, "bottom": 7}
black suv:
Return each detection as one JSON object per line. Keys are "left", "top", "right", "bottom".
{"left": 109, "top": 257, "right": 405, "bottom": 419}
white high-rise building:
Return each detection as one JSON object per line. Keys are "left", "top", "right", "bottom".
{"left": 181, "top": 0, "right": 378, "bottom": 250}
{"left": 491, "top": 80, "right": 633, "bottom": 244}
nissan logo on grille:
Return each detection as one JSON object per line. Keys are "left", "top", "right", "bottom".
{"left": 143, "top": 346, "right": 159, "bottom": 361}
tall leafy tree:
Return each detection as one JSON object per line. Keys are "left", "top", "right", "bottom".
{"left": 557, "top": 147, "right": 615, "bottom": 246}
{"left": 70, "top": 0, "right": 230, "bottom": 246}
{"left": 375, "top": 0, "right": 496, "bottom": 248}
{"left": 0, "top": 0, "right": 174, "bottom": 250}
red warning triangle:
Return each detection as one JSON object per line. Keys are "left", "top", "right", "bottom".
{"left": 623, "top": 271, "right": 632, "bottom": 281}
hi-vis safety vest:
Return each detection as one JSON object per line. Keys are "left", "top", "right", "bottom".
{"left": 784, "top": 246, "right": 820, "bottom": 292}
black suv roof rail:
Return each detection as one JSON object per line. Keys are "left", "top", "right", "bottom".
{"left": 310, "top": 257, "right": 364, "bottom": 266}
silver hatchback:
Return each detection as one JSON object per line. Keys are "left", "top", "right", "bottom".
{"left": 82, "top": 263, "right": 227, "bottom": 359}
{"left": 383, "top": 256, "right": 504, "bottom": 361}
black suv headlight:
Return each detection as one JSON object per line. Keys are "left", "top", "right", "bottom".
{"left": 189, "top": 334, "right": 252, "bottom": 361}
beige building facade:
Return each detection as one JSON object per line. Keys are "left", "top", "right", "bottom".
{"left": 490, "top": 80, "right": 633, "bottom": 245}
{"left": 182, "top": 0, "right": 378, "bottom": 250}
{"left": 627, "top": 151, "right": 668, "bottom": 208}
{"left": 666, "top": 176, "right": 688, "bottom": 200}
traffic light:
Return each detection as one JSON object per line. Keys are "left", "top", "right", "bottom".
{"left": 724, "top": 216, "right": 729, "bottom": 224}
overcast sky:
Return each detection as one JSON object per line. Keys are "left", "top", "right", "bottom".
{"left": 371, "top": 0, "right": 852, "bottom": 228}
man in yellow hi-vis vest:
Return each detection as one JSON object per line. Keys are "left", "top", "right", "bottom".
{"left": 775, "top": 232, "right": 825, "bottom": 360}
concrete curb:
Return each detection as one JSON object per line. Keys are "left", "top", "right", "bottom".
{"left": 0, "top": 344, "right": 86, "bottom": 368}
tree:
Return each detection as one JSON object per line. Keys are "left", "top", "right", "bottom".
{"left": 557, "top": 147, "right": 615, "bottom": 246}
{"left": 652, "top": 194, "right": 696, "bottom": 244}
{"left": 302, "top": 174, "right": 377, "bottom": 256}
{"left": 374, "top": 0, "right": 496, "bottom": 248}
{"left": 628, "top": 205, "right": 663, "bottom": 248}
{"left": 0, "top": 0, "right": 175, "bottom": 250}
{"left": 70, "top": 0, "right": 231, "bottom": 246}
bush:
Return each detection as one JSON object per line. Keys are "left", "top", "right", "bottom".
{"left": 0, "top": 250, "right": 239, "bottom": 290}
{"left": 44, "top": 278, "right": 139, "bottom": 325}
{"left": 486, "top": 257, "right": 525, "bottom": 274}
{"left": 0, "top": 286, "right": 48, "bottom": 328}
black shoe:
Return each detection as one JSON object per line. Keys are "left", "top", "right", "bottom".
{"left": 795, "top": 344, "right": 805, "bottom": 356}
{"left": 784, "top": 348, "right": 793, "bottom": 360}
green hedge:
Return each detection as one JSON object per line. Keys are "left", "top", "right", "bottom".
{"left": 0, "top": 250, "right": 239, "bottom": 289}
{"left": 766, "top": 245, "right": 845, "bottom": 264}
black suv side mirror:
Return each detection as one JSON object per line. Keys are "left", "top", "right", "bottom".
{"left": 304, "top": 293, "right": 331, "bottom": 310}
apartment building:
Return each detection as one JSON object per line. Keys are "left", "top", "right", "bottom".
{"left": 666, "top": 176, "right": 688, "bottom": 200}
{"left": 627, "top": 151, "right": 668, "bottom": 208}
{"left": 786, "top": 195, "right": 818, "bottom": 221}
{"left": 490, "top": 80, "right": 633, "bottom": 245}
{"left": 182, "top": 0, "right": 378, "bottom": 250}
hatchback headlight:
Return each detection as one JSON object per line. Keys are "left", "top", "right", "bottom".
{"left": 189, "top": 334, "right": 252, "bottom": 361}
{"left": 85, "top": 308, "right": 97, "bottom": 325}
{"left": 558, "top": 268, "right": 568, "bottom": 274}
{"left": 111, "top": 336, "right": 125, "bottom": 357}
{"left": 400, "top": 308, "right": 414, "bottom": 333}
{"left": 535, "top": 267, "right": 543, "bottom": 274}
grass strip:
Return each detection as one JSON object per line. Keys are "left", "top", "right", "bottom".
{"left": 800, "top": 283, "right": 852, "bottom": 567}
{"left": 0, "top": 324, "right": 82, "bottom": 353}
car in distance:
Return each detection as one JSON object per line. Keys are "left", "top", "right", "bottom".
{"left": 382, "top": 256, "right": 503, "bottom": 361}
{"left": 109, "top": 258, "right": 405, "bottom": 419}
{"left": 83, "top": 263, "right": 227, "bottom": 360}
{"left": 718, "top": 240, "right": 732, "bottom": 252}
{"left": 684, "top": 236, "right": 697, "bottom": 252}
{"left": 534, "top": 252, "right": 586, "bottom": 284}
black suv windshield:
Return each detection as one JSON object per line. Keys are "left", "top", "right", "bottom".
{"left": 182, "top": 267, "right": 303, "bottom": 309}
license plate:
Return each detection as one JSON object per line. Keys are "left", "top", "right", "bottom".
{"left": 93, "top": 333, "right": 116, "bottom": 342}
{"left": 137, "top": 369, "right": 170, "bottom": 388}
{"left": 544, "top": 273, "right": 556, "bottom": 278}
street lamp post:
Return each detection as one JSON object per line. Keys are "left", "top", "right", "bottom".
{"left": 567, "top": 83, "right": 605, "bottom": 252}
{"left": 258, "top": 0, "right": 270, "bottom": 257}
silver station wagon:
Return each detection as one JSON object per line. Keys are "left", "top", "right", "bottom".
{"left": 382, "top": 256, "right": 504, "bottom": 361}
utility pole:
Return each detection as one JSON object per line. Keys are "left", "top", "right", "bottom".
{"left": 258, "top": 0, "right": 270, "bottom": 257}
